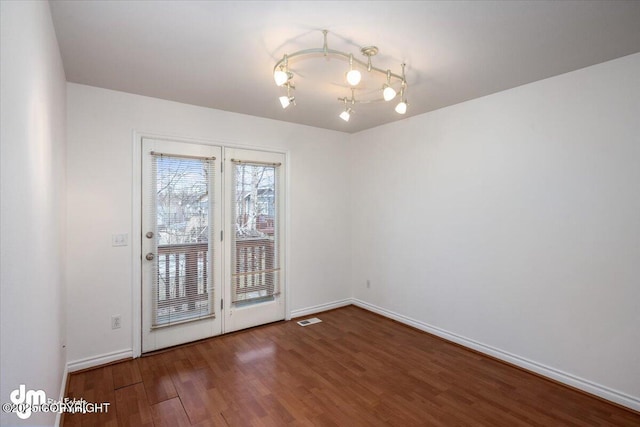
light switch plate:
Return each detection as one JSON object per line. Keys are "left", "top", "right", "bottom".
{"left": 112, "top": 233, "right": 128, "bottom": 247}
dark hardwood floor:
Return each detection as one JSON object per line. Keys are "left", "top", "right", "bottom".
{"left": 63, "top": 306, "right": 640, "bottom": 426}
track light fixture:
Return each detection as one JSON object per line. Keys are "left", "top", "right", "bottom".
{"left": 339, "top": 89, "right": 356, "bottom": 122}
{"left": 273, "top": 30, "right": 408, "bottom": 123}
{"left": 382, "top": 70, "right": 397, "bottom": 101}
{"left": 395, "top": 97, "right": 407, "bottom": 115}
{"left": 340, "top": 106, "right": 353, "bottom": 122}
{"left": 274, "top": 68, "right": 289, "bottom": 86}
{"left": 274, "top": 54, "right": 292, "bottom": 86}
{"left": 395, "top": 64, "right": 408, "bottom": 114}
{"left": 279, "top": 83, "right": 295, "bottom": 109}
{"left": 346, "top": 54, "right": 362, "bottom": 86}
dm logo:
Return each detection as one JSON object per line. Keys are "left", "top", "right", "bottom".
{"left": 10, "top": 384, "right": 46, "bottom": 420}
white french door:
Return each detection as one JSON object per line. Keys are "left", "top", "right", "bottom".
{"left": 224, "top": 148, "right": 286, "bottom": 333}
{"left": 141, "top": 138, "right": 223, "bottom": 352}
{"left": 141, "top": 138, "right": 285, "bottom": 352}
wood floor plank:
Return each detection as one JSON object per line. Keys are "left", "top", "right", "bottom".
{"left": 150, "top": 397, "right": 191, "bottom": 427}
{"left": 138, "top": 352, "right": 178, "bottom": 405}
{"left": 114, "top": 383, "right": 153, "bottom": 427}
{"left": 64, "top": 366, "right": 118, "bottom": 427}
{"left": 168, "top": 364, "right": 228, "bottom": 424}
{"left": 190, "top": 411, "right": 230, "bottom": 427}
{"left": 63, "top": 306, "right": 640, "bottom": 426}
{"left": 111, "top": 359, "right": 143, "bottom": 390}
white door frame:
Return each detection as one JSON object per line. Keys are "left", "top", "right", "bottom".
{"left": 132, "top": 131, "right": 291, "bottom": 357}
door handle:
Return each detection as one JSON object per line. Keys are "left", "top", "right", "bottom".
{"left": 146, "top": 253, "right": 155, "bottom": 261}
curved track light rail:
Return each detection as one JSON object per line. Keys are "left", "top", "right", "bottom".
{"left": 273, "top": 30, "right": 409, "bottom": 121}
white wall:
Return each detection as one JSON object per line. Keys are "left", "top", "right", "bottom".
{"left": 350, "top": 53, "right": 640, "bottom": 408}
{"left": 0, "top": 1, "right": 67, "bottom": 426}
{"left": 65, "top": 84, "right": 351, "bottom": 364}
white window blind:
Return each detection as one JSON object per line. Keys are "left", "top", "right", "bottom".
{"left": 231, "top": 160, "right": 280, "bottom": 304}
{"left": 148, "top": 152, "right": 215, "bottom": 327}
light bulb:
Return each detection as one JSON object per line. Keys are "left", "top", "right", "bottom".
{"left": 383, "top": 85, "right": 397, "bottom": 101}
{"left": 395, "top": 100, "right": 407, "bottom": 114}
{"left": 346, "top": 69, "right": 361, "bottom": 86}
{"left": 274, "top": 70, "right": 289, "bottom": 86}
{"left": 339, "top": 108, "right": 352, "bottom": 122}
{"left": 279, "top": 96, "right": 292, "bottom": 109}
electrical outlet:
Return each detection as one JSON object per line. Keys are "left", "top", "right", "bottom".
{"left": 366, "top": 279, "right": 371, "bottom": 288}
{"left": 111, "top": 315, "right": 121, "bottom": 330}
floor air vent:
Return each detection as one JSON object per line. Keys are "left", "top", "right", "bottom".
{"left": 297, "top": 317, "right": 322, "bottom": 327}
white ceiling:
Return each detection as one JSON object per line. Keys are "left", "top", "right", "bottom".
{"left": 50, "top": 1, "right": 640, "bottom": 133}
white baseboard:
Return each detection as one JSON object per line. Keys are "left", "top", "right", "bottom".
{"left": 290, "top": 298, "right": 352, "bottom": 319}
{"left": 67, "top": 349, "right": 133, "bottom": 373}
{"left": 54, "top": 364, "right": 69, "bottom": 427}
{"left": 352, "top": 298, "right": 640, "bottom": 412}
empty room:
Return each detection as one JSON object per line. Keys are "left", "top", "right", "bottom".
{"left": 1, "top": 1, "right": 639, "bottom": 426}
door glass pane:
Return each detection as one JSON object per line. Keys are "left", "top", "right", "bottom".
{"left": 152, "top": 155, "right": 214, "bottom": 326}
{"left": 231, "top": 162, "right": 279, "bottom": 305}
